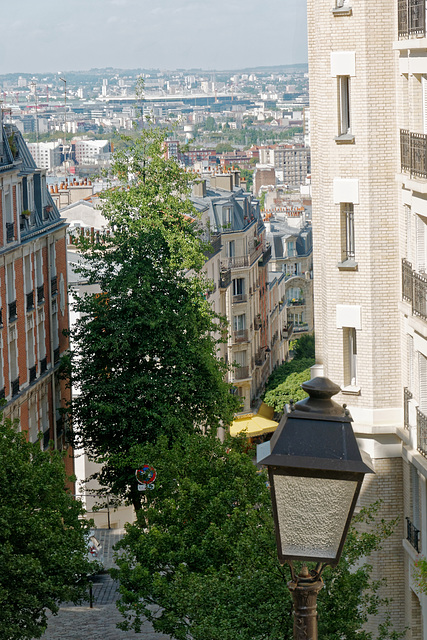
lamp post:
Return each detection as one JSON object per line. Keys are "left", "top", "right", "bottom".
{"left": 257, "top": 376, "right": 374, "bottom": 640}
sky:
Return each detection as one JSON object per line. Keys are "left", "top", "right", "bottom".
{"left": 2, "top": 0, "right": 307, "bottom": 74}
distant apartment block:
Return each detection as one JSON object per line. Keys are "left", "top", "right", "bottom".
{"left": 74, "top": 139, "right": 110, "bottom": 165}
{"left": 259, "top": 144, "right": 311, "bottom": 187}
{"left": 27, "top": 142, "right": 62, "bottom": 171}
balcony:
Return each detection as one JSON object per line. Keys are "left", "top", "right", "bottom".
{"left": 56, "top": 417, "right": 64, "bottom": 438}
{"left": 400, "top": 130, "right": 427, "bottom": 179}
{"left": 54, "top": 347, "right": 60, "bottom": 365}
{"left": 234, "top": 365, "right": 250, "bottom": 380}
{"left": 8, "top": 300, "right": 17, "bottom": 323}
{"left": 293, "top": 323, "right": 309, "bottom": 333}
{"left": 11, "top": 377, "right": 19, "bottom": 397}
{"left": 398, "top": 0, "right": 425, "bottom": 38}
{"left": 43, "top": 429, "right": 50, "bottom": 450}
{"left": 282, "top": 321, "right": 294, "bottom": 340}
{"left": 255, "top": 348, "right": 265, "bottom": 366}
{"left": 221, "top": 243, "right": 263, "bottom": 270}
{"left": 401, "top": 259, "right": 427, "bottom": 321}
{"left": 219, "top": 268, "right": 231, "bottom": 289}
{"left": 51, "top": 276, "right": 58, "bottom": 296}
{"left": 406, "top": 517, "right": 420, "bottom": 552}
{"left": 6, "top": 222, "right": 14, "bottom": 243}
{"left": 259, "top": 244, "right": 272, "bottom": 267}
{"left": 37, "top": 284, "right": 45, "bottom": 305}
{"left": 40, "top": 357, "right": 47, "bottom": 375}
{"left": 287, "top": 298, "right": 305, "bottom": 308}
{"left": 29, "top": 365, "right": 37, "bottom": 384}
{"left": 233, "top": 329, "right": 248, "bottom": 343}
{"left": 404, "top": 387, "right": 413, "bottom": 430}
{"left": 204, "top": 234, "right": 222, "bottom": 258}
{"left": 417, "top": 407, "right": 427, "bottom": 457}
{"left": 26, "top": 291, "right": 34, "bottom": 312}
{"left": 232, "top": 293, "right": 248, "bottom": 304}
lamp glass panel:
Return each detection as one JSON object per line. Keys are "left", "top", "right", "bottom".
{"left": 274, "top": 474, "right": 358, "bottom": 559}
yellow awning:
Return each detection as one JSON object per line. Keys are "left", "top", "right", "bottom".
{"left": 230, "top": 402, "right": 278, "bottom": 438}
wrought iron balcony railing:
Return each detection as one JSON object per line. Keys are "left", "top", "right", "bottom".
{"left": 8, "top": 300, "right": 17, "bottom": 322}
{"left": 400, "top": 130, "right": 427, "bottom": 179}
{"left": 204, "top": 234, "right": 222, "bottom": 258}
{"left": 406, "top": 516, "right": 420, "bottom": 552}
{"left": 40, "top": 357, "right": 47, "bottom": 375}
{"left": 51, "top": 276, "right": 58, "bottom": 296}
{"left": 404, "top": 387, "right": 413, "bottom": 430}
{"left": 11, "top": 377, "right": 19, "bottom": 397}
{"left": 29, "top": 365, "right": 37, "bottom": 384}
{"left": 417, "top": 407, "right": 427, "bottom": 457}
{"left": 233, "top": 329, "right": 249, "bottom": 343}
{"left": 234, "top": 365, "right": 250, "bottom": 380}
{"left": 219, "top": 269, "right": 231, "bottom": 289}
{"left": 54, "top": 347, "right": 60, "bottom": 365}
{"left": 26, "top": 291, "right": 34, "bottom": 312}
{"left": 37, "top": 284, "right": 45, "bottom": 305}
{"left": 401, "top": 259, "right": 427, "bottom": 321}
{"left": 259, "top": 244, "right": 272, "bottom": 267}
{"left": 398, "top": 0, "right": 425, "bottom": 38}
{"left": 6, "top": 222, "right": 14, "bottom": 243}
{"left": 282, "top": 321, "right": 294, "bottom": 340}
{"left": 43, "top": 429, "right": 50, "bottom": 450}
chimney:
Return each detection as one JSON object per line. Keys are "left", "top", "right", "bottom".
{"left": 192, "top": 180, "right": 207, "bottom": 198}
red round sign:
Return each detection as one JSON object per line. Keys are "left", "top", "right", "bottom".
{"left": 135, "top": 465, "right": 156, "bottom": 485}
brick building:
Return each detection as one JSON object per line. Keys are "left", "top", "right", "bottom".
{"left": 307, "top": 0, "right": 427, "bottom": 633}
{"left": 0, "top": 119, "right": 71, "bottom": 476}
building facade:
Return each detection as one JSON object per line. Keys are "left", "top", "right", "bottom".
{"left": 0, "top": 120, "right": 71, "bottom": 476}
{"left": 307, "top": 0, "right": 427, "bottom": 634}
{"left": 192, "top": 171, "right": 288, "bottom": 413}
{"left": 266, "top": 212, "right": 313, "bottom": 337}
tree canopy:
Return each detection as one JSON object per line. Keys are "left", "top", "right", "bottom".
{"left": 0, "top": 418, "right": 95, "bottom": 640}
{"left": 69, "top": 127, "right": 240, "bottom": 508}
{"left": 112, "top": 432, "right": 403, "bottom": 640}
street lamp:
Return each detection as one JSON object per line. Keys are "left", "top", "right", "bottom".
{"left": 257, "top": 376, "right": 374, "bottom": 640}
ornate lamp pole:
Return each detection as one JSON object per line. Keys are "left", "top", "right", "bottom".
{"left": 257, "top": 376, "right": 374, "bottom": 640}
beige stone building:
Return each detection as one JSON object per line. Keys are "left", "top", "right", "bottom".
{"left": 308, "top": 0, "right": 427, "bottom": 634}
{"left": 192, "top": 172, "right": 288, "bottom": 414}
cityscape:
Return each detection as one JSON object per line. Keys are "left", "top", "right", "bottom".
{"left": 1, "top": 0, "right": 427, "bottom": 639}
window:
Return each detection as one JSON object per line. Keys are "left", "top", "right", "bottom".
{"left": 340, "top": 203, "right": 355, "bottom": 262}
{"left": 343, "top": 327, "right": 357, "bottom": 387}
{"left": 227, "top": 240, "right": 235, "bottom": 258}
{"left": 338, "top": 76, "right": 351, "bottom": 136}
{"left": 232, "top": 278, "right": 245, "bottom": 297}
{"left": 233, "top": 314, "right": 246, "bottom": 331}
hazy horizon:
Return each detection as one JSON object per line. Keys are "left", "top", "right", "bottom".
{"left": 3, "top": 0, "right": 307, "bottom": 75}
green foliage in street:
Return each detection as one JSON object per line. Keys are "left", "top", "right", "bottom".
{"left": 69, "top": 127, "right": 240, "bottom": 509}
{"left": 290, "top": 332, "right": 315, "bottom": 360}
{"left": 263, "top": 334, "right": 315, "bottom": 412}
{"left": 0, "top": 417, "right": 95, "bottom": 640}
{"left": 112, "top": 433, "right": 403, "bottom": 640}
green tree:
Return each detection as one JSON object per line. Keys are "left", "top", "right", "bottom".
{"left": 290, "top": 333, "right": 315, "bottom": 359}
{"left": 215, "top": 142, "right": 234, "bottom": 153}
{"left": 0, "top": 418, "right": 95, "bottom": 640}
{"left": 69, "top": 127, "right": 240, "bottom": 509}
{"left": 112, "top": 433, "right": 403, "bottom": 640}
{"left": 204, "top": 116, "right": 216, "bottom": 132}
{"left": 263, "top": 334, "right": 315, "bottom": 412}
